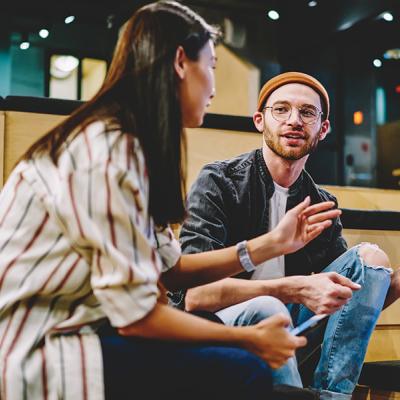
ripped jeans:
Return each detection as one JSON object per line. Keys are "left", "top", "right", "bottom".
{"left": 216, "top": 246, "right": 392, "bottom": 400}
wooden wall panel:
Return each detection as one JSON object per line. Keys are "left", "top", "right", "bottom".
{"left": 186, "top": 127, "right": 262, "bottom": 189}
{"left": 3, "top": 111, "right": 64, "bottom": 183}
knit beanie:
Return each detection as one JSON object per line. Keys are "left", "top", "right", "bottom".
{"left": 257, "top": 72, "right": 330, "bottom": 119}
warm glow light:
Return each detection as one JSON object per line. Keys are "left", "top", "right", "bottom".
{"left": 353, "top": 111, "right": 364, "bottom": 125}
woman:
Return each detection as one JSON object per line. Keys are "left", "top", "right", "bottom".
{"left": 0, "top": 2, "right": 340, "bottom": 399}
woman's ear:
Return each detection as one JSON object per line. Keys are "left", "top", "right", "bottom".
{"left": 174, "top": 46, "right": 186, "bottom": 80}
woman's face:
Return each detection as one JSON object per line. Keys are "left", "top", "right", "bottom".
{"left": 177, "top": 39, "right": 217, "bottom": 128}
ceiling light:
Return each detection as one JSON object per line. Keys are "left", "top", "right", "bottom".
{"left": 39, "top": 29, "right": 49, "bottom": 39}
{"left": 373, "top": 59, "right": 382, "bottom": 68}
{"left": 64, "top": 15, "right": 75, "bottom": 24}
{"left": 337, "top": 21, "right": 353, "bottom": 31}
{"left": 382, "top": 12, "right": 394, "bottom": 22}
{"left": 308, "top": 1, "right": 317, "bottom": 7}
{"left": 19, "top": 33, "right": 30, "bottom": 50}
{"left": 106, "top": 14, "right": 115, "bottom": 29}
{"left": 20, "top": 41, "right": 30, "bottom": 50}
{"left": 267, "top": 10, "right": 280, "bottom": 20}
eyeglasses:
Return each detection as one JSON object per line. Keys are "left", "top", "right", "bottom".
{"left": 264, "top": 102, "right": 323, "bottom": 125}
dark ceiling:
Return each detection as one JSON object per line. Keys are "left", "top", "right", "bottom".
{"left": 1, "top": 0, "right": 399, "bottom": 39}
{"left": 2, "top": 0, "right": 400, "bottom": 70}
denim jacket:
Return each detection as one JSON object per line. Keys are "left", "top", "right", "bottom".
{"left": 171, "top": 149, "right": 348, "bottom": 308}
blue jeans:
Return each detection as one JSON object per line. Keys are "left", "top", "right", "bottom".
{"left": 100, "top": 333, "right": 273, "bottom": 399}
{"left": 216, "top": 246, "right": 392, "bottom": 400}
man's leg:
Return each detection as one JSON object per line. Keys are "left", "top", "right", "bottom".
{"left": 296, "top": 244, "right": 392, "bottom": 399}
{"left": 216, "top": 296, "right": 303, "bottom": 388}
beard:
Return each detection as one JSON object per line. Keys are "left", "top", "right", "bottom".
{"left": 263, "top": 126, "right": 320, "bottom": 160}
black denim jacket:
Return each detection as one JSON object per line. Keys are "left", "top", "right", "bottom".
{"left": 171, "top": 149, "right": 347, "bottom": 308}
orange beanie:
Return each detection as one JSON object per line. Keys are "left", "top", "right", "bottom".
{"left": 257, "top": 71, "right": 330, "bottom": 119}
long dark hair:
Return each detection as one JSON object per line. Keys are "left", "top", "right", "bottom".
{"left": 23, "top": 1, "right": 220, "bottom": 226}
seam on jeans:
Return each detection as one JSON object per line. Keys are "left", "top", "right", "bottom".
{"left": 324, "top": 246, "right": 365, "bottom": 389}
{"left": 324, "top": 245, "right": 391, "bottom": 391}
{"left": 328, "top": 246, "right": 363, "bottom": 278}
{"left": 325, "top": 297, "right": 349, "bottom": 390}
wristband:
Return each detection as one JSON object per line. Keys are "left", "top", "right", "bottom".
{"left": 236, "top": 240, "right": 256, "bottom": 272}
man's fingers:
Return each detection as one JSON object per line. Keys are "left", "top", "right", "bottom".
{"left": 307, "top": 209, "right": 341, "bottom": 224}
{"left": 307, "top": 220, "right": 332, "bottom": 232}
{"left": 302, "top": 201, "right": 337, "bottom": 217}
{"left": 290, "top": 196, "right": 311, "bottom": 216}
{"left": 329, "top": 272, "right": 361, "bottom": 290}
{"left": 306, "top": 224, "right": 328, "bottom": 241}
{"left": 333, "top": 284, "right": 354, "bottom": 299}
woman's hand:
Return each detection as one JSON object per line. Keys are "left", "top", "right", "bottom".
{"left": 242, "top": 314, "right": 306, "bottom": 369}
{"left": 272, "top": 196, "right": 341, "bottom": 255}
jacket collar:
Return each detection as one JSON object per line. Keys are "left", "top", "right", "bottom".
{"left": 255, "top": 148, "right": 305, "bottom": 198}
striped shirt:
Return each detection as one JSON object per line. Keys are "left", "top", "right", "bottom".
{"left": 0, "top": 121, "right": 181, "bottom": 400}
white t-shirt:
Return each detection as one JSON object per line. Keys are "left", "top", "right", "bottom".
{"left": 251, "top": 181, "right": 289, "bottom": 280}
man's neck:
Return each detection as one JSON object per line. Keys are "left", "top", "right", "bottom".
{"left": 262, "top": 143, "right": 308, "bottom": 188}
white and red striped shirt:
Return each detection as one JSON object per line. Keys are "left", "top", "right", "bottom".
{"left": 0, "top": 121, "right": 181, "bottom": 400}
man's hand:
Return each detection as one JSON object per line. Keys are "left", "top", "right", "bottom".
{"left": 243, "top": 314, "right": 307, "bottom": 369}
{"left": 296, "top": 272, "right": 361, "bottom": 314}
{"left": 272, "top": 196, "right": 341, "bottom": 255}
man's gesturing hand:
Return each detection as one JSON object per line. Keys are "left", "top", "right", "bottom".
{"left": 272, "top": 196, "right": 342, "bottom": 255}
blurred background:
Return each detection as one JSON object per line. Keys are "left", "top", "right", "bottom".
{"left": 1, "top": 0, "right": 400, "bottom": 189}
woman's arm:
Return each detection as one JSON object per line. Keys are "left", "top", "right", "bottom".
{"left": 162, "top": 197, "right": 341, "bottom": 291}
{"left": 118, "top": 302, "right": 306, "bottom": 369}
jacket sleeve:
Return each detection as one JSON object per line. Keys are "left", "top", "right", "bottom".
{"left": 180, "top": 163, "right": 234, "bottom": 254}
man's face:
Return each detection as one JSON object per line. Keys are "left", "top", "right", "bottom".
{"left": 256, "top": 83, "right": 329, "bottom": 161}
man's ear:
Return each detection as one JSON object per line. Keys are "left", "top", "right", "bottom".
{"left": 174, "top": 46, "right": 186, "bottom": 80}
{"left": 253, "top": 111, "right": 264, "bottom": 133}
{"left": 319, "top": 119, "right": 330, "bottom": 141}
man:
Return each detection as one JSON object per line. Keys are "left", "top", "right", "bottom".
{"left": 179, "top": 72, "right": 396, "bottom": 399}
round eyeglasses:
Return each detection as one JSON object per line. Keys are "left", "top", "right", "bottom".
{"left": 264, "top": 103, "right": 323, "bottom": 125}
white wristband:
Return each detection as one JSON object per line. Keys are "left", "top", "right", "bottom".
{"left": 236, "top": 240, "right": 256, "bottom": 272}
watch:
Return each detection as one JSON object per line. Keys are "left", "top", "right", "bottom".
{"left": 236, "top": 240, "right": 256, "bottom": 272}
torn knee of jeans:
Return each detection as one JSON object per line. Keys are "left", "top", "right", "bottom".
{"left": 356, "top": 242, "right": 393, "bottom": 272}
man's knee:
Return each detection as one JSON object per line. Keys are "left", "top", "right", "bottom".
{"left": 244, "top": 296, "right": 290, "bottom": 321}
{"left": 358, "top": 243, "right": 391, "bottom": 268}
